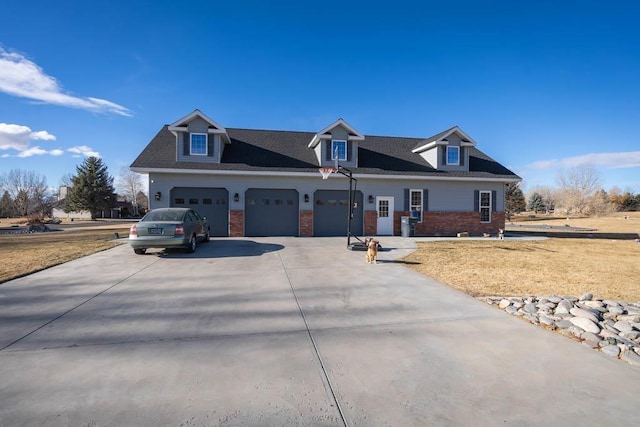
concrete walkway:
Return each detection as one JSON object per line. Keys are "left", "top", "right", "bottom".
{"left": 0, "top": 237, "right": 638, "bottom": 426}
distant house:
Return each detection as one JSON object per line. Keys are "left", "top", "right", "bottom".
{"left": 130, "top": 110, "right": 521, "bottom": 237}
{"left": 52, "top": 186, "right": 125, "bottom": 220}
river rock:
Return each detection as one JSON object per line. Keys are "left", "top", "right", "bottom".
{"left": 570, "top": 307, "right": 600, "bottom": 323}
{"left": 581, "top": 332, "right": 602, "bottom": 345}
{"left": 568, "top": 325, "right": 585, "bottom": 338}
{"left": 555, "top": 320, "right": 573, "bottom": 329}
{"left": 570, "top": 317, "right": 601, "bottom": 334}
{"left": 583, "top": 300, "right": 604, "bottom": 309}
{"left": 608, "top": 306, "right": 624, "bottom": 315}
{"left": 579, "top": 292, "right": 593, "bottom": 301}
{"left": 539, "top": 316, "right": 555, "bottom": 327}
{"left": 614, "top": 321, "right": 633, "bottom": 332}
{"left": 499, "top": 299, "right": 511, "bottom": 309}
{"left": 621, "top": 331, "right": 640, "bottom": 341}
{"left": 524, "top": 303, "right": 538, "bottom": 314}
{"left": 601, "top": 345, "right": 621, "bottom": 358}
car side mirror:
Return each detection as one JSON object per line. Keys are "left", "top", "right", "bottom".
{"left": 202, "top": 216, "right": 207, "bottom": 221}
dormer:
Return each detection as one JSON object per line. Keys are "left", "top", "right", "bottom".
{"left": 412, "top": 126, "right": 476, "bottom": 171}
{"left": 168, "top": 110, "right": 230, "bottom": 164}
{"left": 308, "top": 118, "right": 365, "bottom": 168}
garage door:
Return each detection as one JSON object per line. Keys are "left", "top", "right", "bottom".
{"left": 170, "top": 187, "right": 229, "bottom": 237}
{"left": 245, "top": 189, "right": 299, "bottom": 236}
{"left": 314, "top": 190, "right": 363, "bottom": 237}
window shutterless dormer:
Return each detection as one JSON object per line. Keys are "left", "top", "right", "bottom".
{"left": 308, "top": 118, "right": 364, "bottom": 168}
{"left": 412, "top": 126, "right": 476, "bottom": 171}
{"left": 168, "top": 109, "right": 231, "bottom": 164}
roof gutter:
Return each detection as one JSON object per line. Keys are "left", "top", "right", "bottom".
{"left": 130, "top": 167, "right": 521, "bottom": 183}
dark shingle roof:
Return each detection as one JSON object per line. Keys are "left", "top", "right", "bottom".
{"left": 131, "top": 126, "right": 520, "bottom": 180}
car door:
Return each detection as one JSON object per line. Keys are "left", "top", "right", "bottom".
{"left": 187, "top": 210, "right": 204, "bottom": 239}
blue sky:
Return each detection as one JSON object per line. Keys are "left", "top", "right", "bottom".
{"left": 1, "top": 0, "right": 639, "bottom": 194}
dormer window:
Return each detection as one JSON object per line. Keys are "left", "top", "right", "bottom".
{"left": 331, "top": 140, "right": 347, "bottom": 161}
{"left": 190, "top": 133, "right": 208, "bottom": 156}
{"left": 446, "top": 146, "right": 460, "bottom": 165}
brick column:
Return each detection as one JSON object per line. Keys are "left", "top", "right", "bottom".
{"left": 364, "top": 210, "right": 377, "bottom": 236}
{"left": 300, "top": 210, "right": 313, "bottom": 237}
{"left": 229, "top": 210, "right": 244, "bottom": 237}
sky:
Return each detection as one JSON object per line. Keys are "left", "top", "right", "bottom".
{"left": 1, "top": 0, "right": 640, "bottom": 194}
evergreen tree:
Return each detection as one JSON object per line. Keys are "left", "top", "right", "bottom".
{"left": 527, "top": 192, "right": 546, "bottom": 214}
{"left": 505, "top": 182, "right": 526, "bottom": 220}
{"left": 0, "top": 191, "right": 15, "bottom": 217}
{"left": 65, "top": 157, "right": 116, "bottom": 219}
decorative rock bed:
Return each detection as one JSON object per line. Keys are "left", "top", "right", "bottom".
{"left": 480, "top": 293, "right": 640, "bottom": 368}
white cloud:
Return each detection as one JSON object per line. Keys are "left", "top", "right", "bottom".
{"left": 527, "top": 151, "right": 640, "bottom": 171}
{"left": 17, "top": 146, "right": 48, "bottom": 157}
{"left": 30, "top": 130, "right": 56, "bottom": 141}
{"left": 0, "top": 122, "right": 57, "bottom": 151}
{"left": 68, "top": 145, "right": 100, "bottom": 158}
{"left": 0, "top": 47, "right": 131, "bottom": 116}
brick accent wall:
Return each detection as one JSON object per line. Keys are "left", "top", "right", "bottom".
{"left": 229, "top": 210, "right": 244, "bottom": 237}
{"left": 300, "top": 210, "right": 313, "bottom": 237}
{"left": 395, "top": 211, "right": 506, "bottom": 237}
{"left": 364, "top": 210, "right": 377, "bottom": 236}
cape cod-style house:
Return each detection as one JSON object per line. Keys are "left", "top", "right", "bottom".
{"left": 130, "top": 110, "right": 520, "bottom": 237}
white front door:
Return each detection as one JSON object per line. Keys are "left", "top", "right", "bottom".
{"left": 376, "top": 196, "right": 394, "bottom": 235}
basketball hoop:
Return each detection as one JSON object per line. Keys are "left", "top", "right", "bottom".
{"left": 318, "top": 167, "right": 335, "bottom": 180}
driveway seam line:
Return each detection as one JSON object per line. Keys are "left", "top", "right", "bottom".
{"left": 0, "top": 258, "right": 162, "bottom": 352}
{"left": 277, "top": 252, "right": 349, "bottom": 427}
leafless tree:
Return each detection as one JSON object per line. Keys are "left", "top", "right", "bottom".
{"left": 0, "top": 169, "right": 50, "bottom": 217}
{"left": 555, "top": 166, "right": 603, "bottom": 215}
{"left": 116, "top": 167, "right": 146, "bottom": 216}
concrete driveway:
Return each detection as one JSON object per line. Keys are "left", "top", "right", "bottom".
{"left": 1, "top": 237, "right": 639, "bottom": 426}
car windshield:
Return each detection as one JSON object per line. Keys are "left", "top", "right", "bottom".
{"left": 143, "top": 210, "right": 184, "bottom": 222}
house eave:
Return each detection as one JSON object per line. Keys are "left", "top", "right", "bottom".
{"left": 130, "top": 167, "right": 521, "bottom": 183}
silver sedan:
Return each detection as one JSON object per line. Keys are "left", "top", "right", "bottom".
{"left": 128, "top": 207, "right": 210, "bottom": 255}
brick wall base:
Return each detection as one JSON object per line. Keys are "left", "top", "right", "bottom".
{"left": 395, "top": 211, "right": 505, "bottom": 237}
{"left": 300, "top": 210, "right": 313, "bottom": 237}
{"left": 229, "top": 210, "right": 244, "bottom": 237}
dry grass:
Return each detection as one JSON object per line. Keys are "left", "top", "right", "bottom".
{"left": 403, "top": 214, "right": 640, "bottom": 302}
{"left": 0, "top": 226, "right": 130, "bottom": 284}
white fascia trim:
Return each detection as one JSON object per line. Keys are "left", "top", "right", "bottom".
{"left": 449, "top": 127, "right": 477, "bottom": 146}
{"left": 169, "top": 109, "right": 228, "bottom": 132}
{"left": 412, "top": 140, "right": 448, "bottom": 153}
{"left": 207, "top": 128, "right": 231, "bottom": 144}
{"left": 130, "top": 167, "right": 521, "bottom": 183}
{"left": 308, "top": 133, "right": 333, "bottom": 148}
{"left": 309, "top": 118, "right": 364, "bottom": 148}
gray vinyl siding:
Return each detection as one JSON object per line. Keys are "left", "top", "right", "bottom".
{"left": 437, "top": 134, "right": 467, "bottom": 172}
{"left": 175, "top": 117, "right": 220, "bottom": 164}
{"left": 320, "top": 125, "right": 358, "bottom": 168}
{"left": 147, "top": 173, "right": 505, "bottom": 214}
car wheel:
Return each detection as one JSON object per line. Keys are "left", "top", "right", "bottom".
{"left": 204, "top": 228, "right": 210, "bottom": 242}
{"left": 134, "top": 248, "right": 146, "bottom": 255}
{"left": 187, "top": 234, "right": 197, "bottom": 253}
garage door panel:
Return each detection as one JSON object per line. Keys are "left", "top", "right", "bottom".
{"left": 314, "top": 190, "right": 363, "bottom": 237}
{"left": 170, "top": 187, "right": 228, "bottom": 237}
{"left": 245, "top": 189, "right": 299, "bottom": 236}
